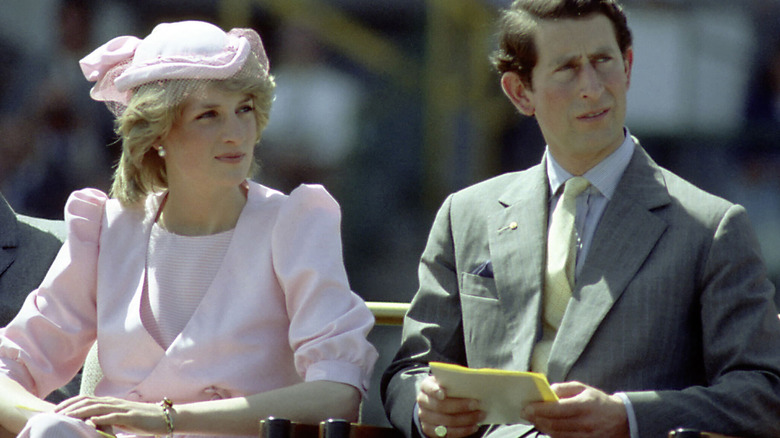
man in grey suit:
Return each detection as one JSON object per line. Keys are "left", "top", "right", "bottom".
{"left": 381, "top": 1, "right": 780, "bottom": 437}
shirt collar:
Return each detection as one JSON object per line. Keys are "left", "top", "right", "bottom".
{"left": 546, "top": 128, "right": 636, "bottom": 200}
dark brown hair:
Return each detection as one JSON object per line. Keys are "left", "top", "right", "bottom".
{"left": 491, "top": 0, "right": 632, "bottom": 88}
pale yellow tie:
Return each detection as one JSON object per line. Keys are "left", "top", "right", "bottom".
{"left": 531, "top": 176, "right": 590, "bottom": 374}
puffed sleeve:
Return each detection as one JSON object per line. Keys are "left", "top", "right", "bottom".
{"left": 0, "top": 188, "right": 108, "bottom": 398}
{"left": 271, "top": 184, "right": 378, "bottom": 397}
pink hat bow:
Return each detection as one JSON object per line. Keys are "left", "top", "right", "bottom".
{"left": 79, "top": 35, "right": 142, "bottom": 105}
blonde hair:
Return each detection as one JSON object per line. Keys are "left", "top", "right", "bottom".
{"left": 111, "top": 53, "right": 275, "bottom": 206}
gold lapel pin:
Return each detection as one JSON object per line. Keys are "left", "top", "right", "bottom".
{"left": 499, "top": 221, "right": 518, "bottom": 232}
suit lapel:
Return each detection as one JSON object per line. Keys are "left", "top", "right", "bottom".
{"left": 0, "top": 196, "right": 19, "bottom": 277}
{"left": 548, "top": 147, "right": 671, "bottom": 381}
{"left": 488, "top": 162, "right": 549, "bottom": 371}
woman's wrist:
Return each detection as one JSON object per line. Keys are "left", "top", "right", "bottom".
{"left": 159, "top": 398, "right": 175, "bottom": 437}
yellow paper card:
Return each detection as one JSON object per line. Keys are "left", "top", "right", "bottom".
{"left": 429, "top": 362, "right": 558, "bottom": 425}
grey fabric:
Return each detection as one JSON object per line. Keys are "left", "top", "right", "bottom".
{"left": 382, "top": 146, "right": 780, "bottom": 438}
{"left": 0, "top": 194, "right": 64, "bottom": 326}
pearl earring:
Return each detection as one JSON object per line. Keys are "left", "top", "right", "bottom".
{"left": 157, "top": 146, "right": 166, "bottom": 157}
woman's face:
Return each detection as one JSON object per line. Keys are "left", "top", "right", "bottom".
{"left": 161, "top": 85, "right": 258, "bottom": 194}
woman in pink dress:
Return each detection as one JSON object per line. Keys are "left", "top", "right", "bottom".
{"left": 0, "top": 20, "right": 377, "bottom": 438}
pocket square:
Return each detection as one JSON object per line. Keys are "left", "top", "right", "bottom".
{"left": 472, "top": 260, "right": 494, "bottom": 278}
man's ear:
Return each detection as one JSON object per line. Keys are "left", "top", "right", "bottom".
{"left": 500, "top": 71, "right": 535, "bottom": 116}
{"left": 623, "top": 46, "right": 634, "bottom": 88}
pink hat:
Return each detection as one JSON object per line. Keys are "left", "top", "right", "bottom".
{"left": 79, "top": 20, "right": 270, "bottom": 107}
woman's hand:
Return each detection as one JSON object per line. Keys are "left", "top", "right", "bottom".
{"left": 55, "top": 395, "right": 170, "bottom": 436}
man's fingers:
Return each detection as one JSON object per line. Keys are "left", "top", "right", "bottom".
{"left": 551, "top": 381, "right": 587, "bottom": 399}
{"left": 525, "top": 384, "right": 629, "bottom": 438}
{"left": 418, "top": 392, "right": 481, "bottom": 414}
{"left": 418, "top": 397, "right": 485, "bottom": 438}
{"left": 419, "top": 375, "right": 447, "bottom": 401}
{"left": 421, "top": 423, "right": 480, "bottom": 438}
{"left": 525, "top": 381, "right": 594, "bottom": 419}
{"left": 418, "top": 403, "right": 484, "bottom": 427}
{"left": 417, "top": 375, "right": 485, "bottom": 438}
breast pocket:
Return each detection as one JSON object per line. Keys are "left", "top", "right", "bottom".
{"left": 460, "top": 272, "right": 499, "bottom": 300}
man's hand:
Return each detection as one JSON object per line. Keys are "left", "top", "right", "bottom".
{"left": 523, "top": 381, "right": 629, "bottom": 438}
{"left": 417, "top": 375, "right": 485, "bottom": 438}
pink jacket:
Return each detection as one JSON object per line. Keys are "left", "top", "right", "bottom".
{"left": 0, "top": 182, "right": 377, "bottom": 405}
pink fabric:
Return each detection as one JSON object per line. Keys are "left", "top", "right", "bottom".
{"left": 79, "top": 36, "right": 141, "bottom": 83}
{"left": 0, "top": 189, "right": 105, "bottom": 395}
{"left": 20, "top": 411, "right": 233, "bottom": 438}
{"left": 0, "top": 182, "right": 377, "bottom": 435}
{"left": 21, "top": 412, "right": 102, "bottom": 438}
{"left": 142, "top": 224, "right": 233, "bottom": 349}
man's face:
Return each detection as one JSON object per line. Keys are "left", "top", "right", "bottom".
{"left": 503, "top": 14, "right": 633, "bottom": 174}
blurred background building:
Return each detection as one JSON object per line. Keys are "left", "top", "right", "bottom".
{"left": 1, "top": 0, "right": 779, "bottom": 425}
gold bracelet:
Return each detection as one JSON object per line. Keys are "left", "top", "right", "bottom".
{"left": 159, "top": 397, "right": 174, "bottom": 438}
